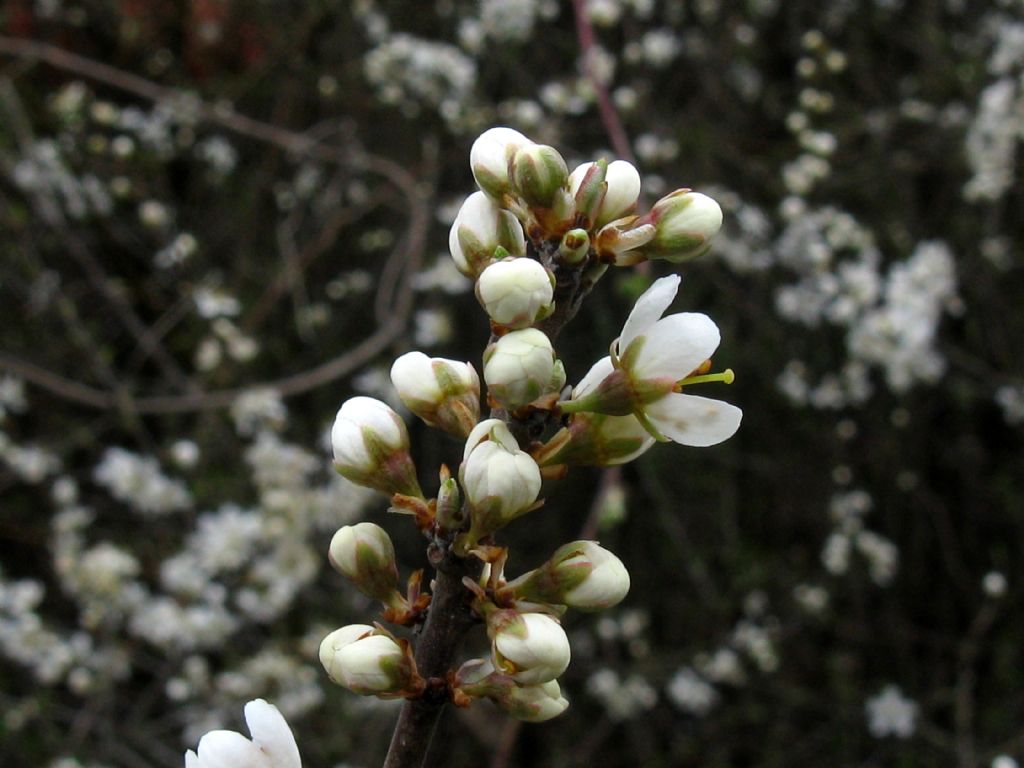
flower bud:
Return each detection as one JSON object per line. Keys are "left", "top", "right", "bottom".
{"left": 533, "top": 411, "right": 655, "bottom": 467}
{"left": 457, "top": 660, "right": 569, "bottom": 722}
{"left": 496, "top": 679, "right": 569, "bottom": 722}
{"left": 569, "top": 159, "right": 607, "bottom": 228}
{"left": 471, "top": 127, "right": 535, "bottom": 199}
{"left": 475, "top": 258, "right": 555, "bottom": 329}
{"left": 558, "top": 228, "right": 591, "bottom": 265}
{"left": 435, "top": 471, "right": 464, "bottom": 531}
{"left": 504, "top": 541, "right": 630, "bottom": 611}
{"left": 483, "top": 328, "right": 558, "bottom": 410}
{"left": 328, "top": 522, "right": 402, "bottom": 606}
{"left": 319, "top": 626, "right": 414, "bottom": 696}
{"left": 449, "top": 191, "right": 527, "bottom": 279}
{"left": 570, "top": 160, "right": 641, "bottom": 228}
{"left": 489, "top": 609, "right": 571, "bottom": 684}
{"left": 511, "top": 144, "right": 569, "bottom": 209}
{"left": 390, "top": 352, "right": 480, "bottom": 438}
{"left": 638, "top": 190, "right": 723, "bottom": 263}
{"left": 331, "top": 397, "right": 422, "bottom": 497}
{"left": 459, "top": 420, "right": 541, "bottom": 545}
{"left": 593, "top": 217, "right": 657, "bottom": 263}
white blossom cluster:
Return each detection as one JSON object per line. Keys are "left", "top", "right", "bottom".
{"left": 93, "top": 446, "right": 193, "bottom": 516}
{"left": 964, "top": 16, "right": 1024, "bottom": 201}
{"left": 820, "top": 489, "right": 899, "bottom": 587}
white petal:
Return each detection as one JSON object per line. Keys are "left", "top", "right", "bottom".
{"left": 645, "top": 393, "right": 742, "bottom": 447}
{"left": 244, "top": 699, "right": 302, "bottom": 768}
{"left": 572, "top": 356, "right": 614, "bottom": 399}
{"left": 632, "top": 312, "right": 720, "bottom": 382}
{"left": 196, "top": 730, "right": 270, "bottom": 768}
{"left": 618, "top": 275, "right": 680, "bottom": 353}
{"left": 185, "top": 749, "right": 201, "bottom": 768}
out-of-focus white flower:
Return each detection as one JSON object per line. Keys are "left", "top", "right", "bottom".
{"left": 390, "top": 352, "right": 480, "bottom": 438}
{"left": 328, "top": 523, "right": 402, "bottom": 606}
{"left": 184, "top": 698, "right": 301, "bottom": 768}
{"left": 458, "top": 420, "right": 542, "bottom": 547}
{"left": 475, "top": 258, "right": 554, "bottom": 329}
{"left": 331, "top": 397, "right": 422, "bottom": 497}
{"left": 563, "top": 275, "right": 741, "bottom": 447}
{"left": 502, "top": 541, "right": 630, "bottom": 611}
{"left": 471, "top": 126, "right": 534, "bottom": 199}
{"left": 483, "top": 328, "right": 562, "bottom": 410}
{"left": 449, "top": 191, "right": 527, "bottom": 278}
{"left": 489, "top": 609, "right": 571, "bottom": 684}
{"left": 865, "top": 685, "right": 918, "bottom": 739}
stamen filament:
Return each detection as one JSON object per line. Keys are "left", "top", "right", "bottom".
{"left": 677, "top": 368, "right": 735, "bottom": 389}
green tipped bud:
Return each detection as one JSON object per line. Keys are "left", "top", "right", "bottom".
{"left": 475, "top": 258, "right": 555, "bottom": 329}
{"left": 533, "top": 410, "right": 655, "bottom": 468}
{"left": 457, "top": 660, "right": 569, "bottom": 722}
{"left": 502, "top": 541, "right": 631, "bottom": 611}
{"left": 483, "top": 328, "right": 559, "bottom": 410}
{"left": 331, "top": 397, "right": 422, "bottom": 498}
{"left": 449, "top": 191, "right": 527, "bottom": 279}
{"left": 568, "top": 159, "right": 608, "bottom": 229}
{"left": 512, "top": 144, "right": 569, "bottom": 209}
{"left": 435, "top": 472, "right": 464, "bottom": 531}
{"left": 390, "top": 352, "right": 480, "bottom": 438}
{"left": 639, "top": 190, "right": 723, "bottom": 263}
{"left": 471, "top": 127, "right": 534, "bottom": 199}
{"left": 328, "top": 522, "right": 402, "bottom": 606}
{"left": 570, "top": 159, "right": 641, "bottom": 229}
{"left": 558, "top": 228, "right": 591, "bottom": 265}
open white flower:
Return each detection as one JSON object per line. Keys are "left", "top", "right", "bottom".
{"left": 562, "top": 275, "right": 741, "bottom": 447}
{"left": 185, "top": 698, "right": 301, "bottom": 768}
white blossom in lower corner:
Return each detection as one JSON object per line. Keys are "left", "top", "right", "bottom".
{"left": 185, "top": 698, "right": 301, "bottom": 768}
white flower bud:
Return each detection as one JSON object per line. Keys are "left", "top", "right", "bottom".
{"left": 475, "top": 258, "right": 555, "bottom": 329}
{"left": 569, "top": 160, "right": 641, "bottom": 227}
{"left": 390, "top": 352, "right": 480, "bottom": 438}
{"left": 319, "top": 627, "right": 413, "bottom": 696}
{"left": 641, "top": 190, "right": 723, "bottom": 263}
{"left": 490, "top": 610, "right": 571, "bottom": 685}
{"left": 511, "top": 143, "right": 569, "bottom": 209}
{"left": 456, "top": 659, "right": 570, "bottom": 723}
{"left": 534, "top": 404, "right": 655, "bottom": 467}
{"left": 185, "top": 698, "right": 301, "bottom": 768}
{"left": 505, "top": 541, "right": 630, "bottom": 612}
{"left": 449, "top": 191, "right": 527, "bottom": 278}
{"left": 497, "top": 679, "right": 570, "bottom": 722}
{"left": 471, "top": 127, "right": 535, "bottom": 199}
{"left": 328, "top": 523, "right": 401, "bottom": 605}
{"left": 483, "top": 328, "right": 557, "bottom": 410}
{"left": 331, "top": 397, "right": 422, "bottom": 497}
{"left": 459, "top": 420, "right": 541, "bottom": 545}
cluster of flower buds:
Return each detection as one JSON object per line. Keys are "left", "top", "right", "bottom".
{"left": 320, "top": 127, "right": 740, "bottom": 724}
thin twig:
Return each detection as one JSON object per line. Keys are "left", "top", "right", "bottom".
{"left": 0, "top": 36, "right": 434, "bottom": 412}
{"left": 570, "top": 0, "right": 637, "bottom": 166}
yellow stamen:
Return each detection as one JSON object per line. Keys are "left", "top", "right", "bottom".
{"left": 676, "top": 368, "right": 735, "bottom": 390}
